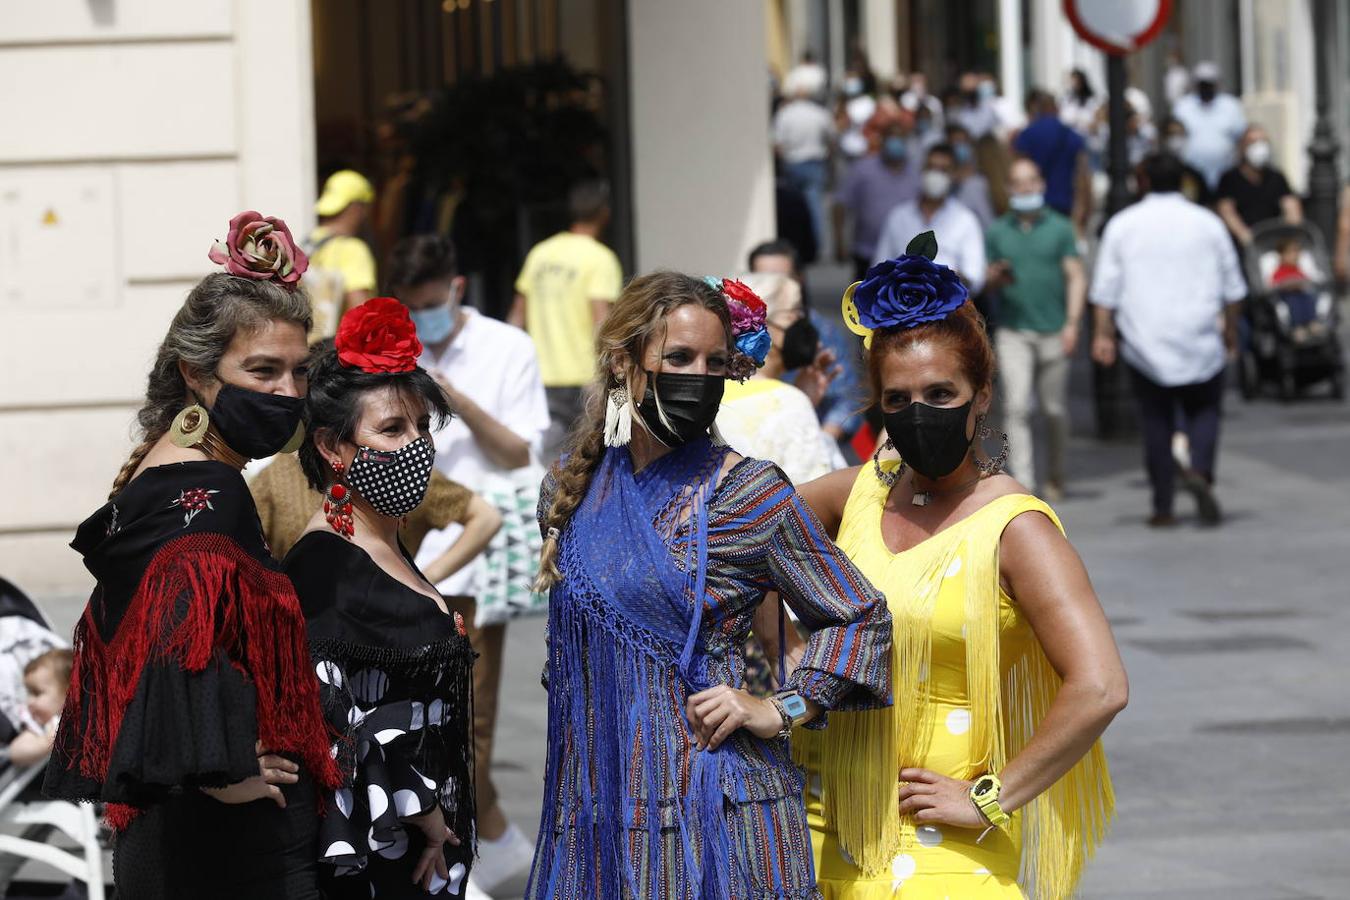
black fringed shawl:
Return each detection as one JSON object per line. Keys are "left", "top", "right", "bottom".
{"left": 45, "top": 461, "right": 341, "bottom": 829}
{"left": 285, "top": 530, "right": 476, "bottom": 882}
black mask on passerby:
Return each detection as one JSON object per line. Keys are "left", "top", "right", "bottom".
{"left": 780, "top": 315, "right": 820, "bottom": 371}
{"left": 207, "top": 384, "right": 304, "bottom": 459}
{"left": 637, "top": 371, "right": 725, "bottom": 447}
{"left": 884, "top": 401, "right": 975, "bottom": 480}
{"left": 1197, "top": 81, "right": 1217, "bottom": 103}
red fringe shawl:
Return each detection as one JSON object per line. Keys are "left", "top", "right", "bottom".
{"left": 61, "top": 533, "right": 341, "bottom": 830}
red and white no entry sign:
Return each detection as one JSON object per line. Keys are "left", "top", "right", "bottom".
{"left": 1063, "top": 0, "right": 1172, "bottom": 55}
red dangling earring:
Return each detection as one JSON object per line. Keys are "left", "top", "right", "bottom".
{"left": 324, "top": 459, "right": 355, "bottom": 538}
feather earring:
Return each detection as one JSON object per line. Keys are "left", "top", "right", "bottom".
{"left": 603, "top": 381, "right": 632, "bottom": 447}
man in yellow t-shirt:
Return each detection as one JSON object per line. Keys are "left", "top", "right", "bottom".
{"left": 304, "top": 169, "right": 378, "bottom": 340}
{"left": 509, "top": 179, "right": 623, "bottom": 458}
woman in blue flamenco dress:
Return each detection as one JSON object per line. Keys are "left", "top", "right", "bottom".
{"left": 526, "top": 272, "right": 893, "bottom": 899}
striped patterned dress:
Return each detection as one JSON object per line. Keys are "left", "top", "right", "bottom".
{"left": 528, "top": 446, "right": 892, "bottom": 900}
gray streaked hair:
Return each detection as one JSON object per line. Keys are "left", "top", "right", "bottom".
{"left": 110, "top": 273, "right": 312, "bottom": 496}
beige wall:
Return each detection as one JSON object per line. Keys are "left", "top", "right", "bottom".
{"left": 626, "top": 0, "right": 775, "bottom": 275}
{"left": 0, "top": 0, "right": 316, "bottom": 596}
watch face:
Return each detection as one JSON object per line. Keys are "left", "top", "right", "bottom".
{"left": 782, "top": 694, "right": 809, "bottom": 718}
{"left": 973, "top": 777, "right": 995, "bottom": 797}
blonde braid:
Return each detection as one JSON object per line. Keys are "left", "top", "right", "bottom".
{"left": 533, "top": 410, "right": 607, "bottom": 591}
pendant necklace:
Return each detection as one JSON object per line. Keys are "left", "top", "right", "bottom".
{"left": 912, "top": 472, "right": 986, "bottom": 507}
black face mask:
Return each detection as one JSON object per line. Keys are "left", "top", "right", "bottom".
{"left": 884, "top": 401, "right": 975, "bottom": 480}
{"left": 207, "top": 384, "right": 304, "bottom": 459}
{"left": 637, "top": 371, "right": 725, "bottom": 447}
{"left": 780, "top": 315, "right": 820, "bottom": 371}
{"left": 1197, "top": 82, "right": 1217, "bottom": 103}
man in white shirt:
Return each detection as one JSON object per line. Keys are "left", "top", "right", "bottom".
{"left": 1172, "top": 61, "right": 1247, "bottom": 190}
{"left": 873, "top": 143, "right": 987, "bottom": 293}
{"left": 386, "top": 235, "right": 549, "bottom": 894}
{"left": 773, "top": 81, "right": 836, "bottom": 257}
{"left": 1091, "top": 153, "right": 1246, "bottom": 527}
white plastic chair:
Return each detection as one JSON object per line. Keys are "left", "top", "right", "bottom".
{"left": 0, "top": 758, "right": 106, "bottom": 900}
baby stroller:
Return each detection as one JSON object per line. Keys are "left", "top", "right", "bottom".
{"left": 0, "top": 577, "right": 106, "bottom": 899}
{"left": 1238, "top": 220, "right": 1345, "bottom": 400}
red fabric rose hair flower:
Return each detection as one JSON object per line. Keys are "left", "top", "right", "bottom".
{"left": 207, "top": 210, "right": 308, "bottom": 287}
{"left": 335, "top": 297, "right": 424, "bottom": 374}
{"left": 721, "top": 278, "right": 767, "bottom": 317}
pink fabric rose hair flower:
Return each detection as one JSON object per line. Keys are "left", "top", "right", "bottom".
{"left": 207, "top": 210, "right": 309, "bottom": 287}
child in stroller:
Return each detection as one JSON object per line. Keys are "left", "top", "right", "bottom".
{"left": 1265, "top": 236, "right": 1330, "bottom": 344}
{"left": 1240, "top": 220, "right": 1345, "bottom": 400}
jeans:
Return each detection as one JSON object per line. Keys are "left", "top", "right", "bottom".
{"left": 1127, "top": 366, "right": 1225, "bottom": 517}
{"left": 996, "top": 328, "right": 1069, "bottom": 493}
{"left": 446, "top": 596, "right": 506, "bottom": 822}
{"left": 543, "top": 385, "right": 587, "bottom": 464}
{"left": 783, "top": 158, "right": 829, "bottom": 257}
{"left": 1279, "top": 291, "right": 1318, "bottom": 327}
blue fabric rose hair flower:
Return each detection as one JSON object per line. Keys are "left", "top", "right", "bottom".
{"left": 842, "top": 231, "right": 969, "bottom": 347}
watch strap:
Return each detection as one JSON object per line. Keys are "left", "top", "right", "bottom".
{"left": 969, "top": 774, "right": 1011, "bottom": 829}
{"left": 767, "top": 696, "right": 793, "bottom": 740}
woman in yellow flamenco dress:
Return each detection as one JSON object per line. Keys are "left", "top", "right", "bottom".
{"left": 795, "top": 238, "right": 1128, "bottom": 899}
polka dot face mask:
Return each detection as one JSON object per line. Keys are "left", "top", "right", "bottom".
{"left": 346, "top": 436, "right": 436, "bottom": 520}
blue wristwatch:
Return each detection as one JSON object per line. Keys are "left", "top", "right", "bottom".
{"left": 770, "top": 691, "right": 810, "bottom": 739}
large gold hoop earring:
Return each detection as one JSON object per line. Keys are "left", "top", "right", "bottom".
{"left": 169, "top": 404, "right": 210, "bottom": 449}
{"left": 280, "top": 421, "right": 306, "bottom": 454}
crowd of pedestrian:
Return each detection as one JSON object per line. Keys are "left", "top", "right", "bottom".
{"left": 773, "top": 53, "right": 1338, "bottom": 527}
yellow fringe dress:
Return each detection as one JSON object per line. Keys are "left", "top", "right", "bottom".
{"left": 797, "top": 462, "right": 1113, "bottom": 899}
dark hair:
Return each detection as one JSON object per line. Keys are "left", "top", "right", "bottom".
{"left": 1139, "top": 153, "right": 1185, "bottom": 194}
{"left": 25, "top": 648, "right": 74, "bottom": 687}
{"left": 1070, "top": 67, "right": 1094, "bottom": 100}
{"left": 1024, "top": 88, "right": 1055, "bottom": 115}
{"left": 925, "top": 142, "right": 957, "bottom": 165}
{"left": 944, "top": 122, "right": 972, "bottom": 142}
{"left": 298, "top": 347, "right": 453, "bottom": 492}
{"left": 568, "top": 178, "right": 611, "bottom": 224}
{"left": 383, "top": 234, "right": 458, "bottom": 293}
{"left": 1161, "top": 115, "right": 1187, "bottom": 135}
{"left": 866, "top": 301, "right": 996, "bottom": 402}
{"left": 747, "top": 239, "right": 800, "bottom": 272}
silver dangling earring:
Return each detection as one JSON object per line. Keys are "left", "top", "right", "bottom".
{"left": 973, "top": 415, "right": 1009, "bottom": 476}
{"left": 871, "top": 439, "right": 907, "bottom": 487}
{"left": 603, "top": 377, "right": 633, "bottom": 447}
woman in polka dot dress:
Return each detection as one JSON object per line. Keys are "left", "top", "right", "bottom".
{"left": 792, "top": 252, "right": 1127, "bottom": 899}
{"left": 286, "top": 301, "right": 476, "bottom": 898}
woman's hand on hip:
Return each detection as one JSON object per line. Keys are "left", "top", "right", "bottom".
{"left": 897, "top": 768, "right": 987, "bottom": 829}
{"left": 686, "top": 685, "right": 782, "bottom": 751}
{"left": 200, "top": 742, "right": 299, "bottom": 807}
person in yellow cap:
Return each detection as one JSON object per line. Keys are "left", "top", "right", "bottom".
{"left": 305, "top": 170, "right": 378, "bottom": 338}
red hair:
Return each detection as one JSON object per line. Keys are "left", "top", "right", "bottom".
{"left": 864, "top": 300, "right": 995, "bottom": 402}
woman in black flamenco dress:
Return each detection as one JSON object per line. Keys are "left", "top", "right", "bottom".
{"left": 288, "top": 299, "right": 476, "bottom": 898}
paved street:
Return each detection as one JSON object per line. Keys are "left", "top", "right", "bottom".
{"left": 34, "top": 269, "right": 1350, "bottom": 899}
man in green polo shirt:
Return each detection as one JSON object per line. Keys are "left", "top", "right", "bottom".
{"left": 985, "top": 157, "right": 1086, "bottom": 500}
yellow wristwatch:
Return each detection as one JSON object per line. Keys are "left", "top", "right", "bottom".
{"left": 969, "top": 774, "right": 1011, "bottom": 829}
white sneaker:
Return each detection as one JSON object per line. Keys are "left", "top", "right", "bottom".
{"left": 470, "top": 822, "right": 536, "bottom": 895}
